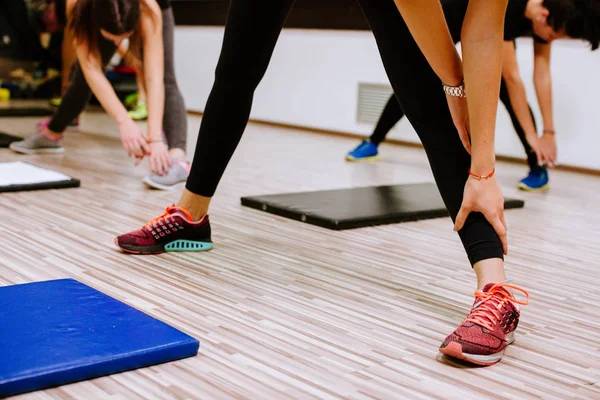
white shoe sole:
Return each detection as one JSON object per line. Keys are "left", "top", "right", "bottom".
{"left": 9, "top": 144, "right": 64, "bottom": 155}
{"left": 142, "top": 176, "right": 186, "bottom": 191}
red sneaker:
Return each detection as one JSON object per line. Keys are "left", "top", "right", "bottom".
{"left": 439, "top": 281, "right": 529, "bottom": 366}
{"left": 115, "top": 205, "right": 212, "bottom": 254}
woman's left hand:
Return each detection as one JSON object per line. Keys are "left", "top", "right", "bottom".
{"left": 446, "top": 94, "right": 471, "bottom": 154}
{"left": 539, "top": 133, "right": 557, "bottom": 167}
{"left": 148, "top": 141, "right": 171, "bottom": 176}
{"left": 454, "top": 175, "right": 507, "bottom": 255}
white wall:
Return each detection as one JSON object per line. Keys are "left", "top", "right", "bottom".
{"left": 174, "top": 27, "right": 600, "bottom": 170}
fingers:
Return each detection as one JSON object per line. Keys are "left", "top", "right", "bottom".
{"left": 490, "top": 216, "right": 508, "bottom": 255}
{"left": 140, "top": 137, "right": 151, "bottom": 155}
{"left": 135, "top": 131, "right": 150, "bottom": 156}
{"left": 147, "top": 150, "right": 171, "bottom": 176}
{"left": 148, "top": 153, "right": 156, "bottom": 172}
{"left": 500, "top": 211, "right": 507, "bottom": 231}
{"left": 500, "top": 212, "right": 508, "bottom": 255}
{"left": 543, "top": 148, "right": 555, "bottom": 168}
{"left": 124, "top": 137, "right": 146, "bottom": 159}
{"left": 123, "top": 139, "right": 135, "bottom": 158}
{"left": 153, "top": 155, "right": 164, "bottom": 176}
{"left": 534, "top": 148, "right": 544, "bottom": 167}
{"left": 454, "top": 205, "right": 470, "bottom": 232}
{"left": 132, "top": 140, "right": 145, "bottom": 158}
{"left": 454, "top": 203, "right": 508, "bottom": 254}
{"left": 161, "top": 153, "right": 171, "bottom": 175}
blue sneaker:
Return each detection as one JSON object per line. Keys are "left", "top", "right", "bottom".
{"left": 346, "top": 140, "right": 379, "bottom": 162}
{"left": 517, "top": 169, "right": 549, "bottom": 192}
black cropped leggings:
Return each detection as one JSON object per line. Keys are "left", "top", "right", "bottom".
{"left": 186, "top": 0, "right": 504, "bottom": 265}
{"left": 371, "top": 79, "right": 543, "bottom": 172}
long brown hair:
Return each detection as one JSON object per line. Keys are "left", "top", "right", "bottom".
{"left": 69, "top": 0, "right": 142, "bottom": 58}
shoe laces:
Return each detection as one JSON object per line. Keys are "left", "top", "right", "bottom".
{"left": 465, "top": 281, "right": 529, "bottom": 332}
{"left": 143, "top": 205, "right": 192, "bottom": 230}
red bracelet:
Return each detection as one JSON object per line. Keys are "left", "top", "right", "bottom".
{"left": 468, "top": 168, "right": 495, "bottom": 180}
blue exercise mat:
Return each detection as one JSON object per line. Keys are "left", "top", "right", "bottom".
{"left": 0, "top": 279, "right": 199, "bottom": 397}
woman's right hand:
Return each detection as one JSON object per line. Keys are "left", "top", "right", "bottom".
{"left": 454, "top": 175, "right": 508, "bottom": 255}
{"left": 119, "top": 118, "right": 150, "bottom": 158}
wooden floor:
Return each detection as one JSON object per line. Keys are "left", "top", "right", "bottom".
{"left": 1, "top": 114, "right": 600, "bottom": 400}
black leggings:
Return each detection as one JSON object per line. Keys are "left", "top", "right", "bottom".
{"left": 186, "top": 0, "right": 504, "bottom": 266}
{"left": 371, "top": 79, "right": 543, "bottom": 172}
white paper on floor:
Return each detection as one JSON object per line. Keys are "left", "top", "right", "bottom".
{"left": 0, "top": 162, "right": 72, "bottom": 186}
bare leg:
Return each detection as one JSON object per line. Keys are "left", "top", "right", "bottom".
{"left": 178, "top": 189, "right": 211, "bottom": 221}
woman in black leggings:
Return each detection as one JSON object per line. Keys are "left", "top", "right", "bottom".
{"left": 346, "top": 62, "right": 545, "bottom": 186}
{"left": 347, "top": 75, "right": 540, "bottom": 166}
{"left": 347, "top": 0, "right": 600, "bottom": 193}
{"left": 117, "top": 0, "right": 532, "bottom": 366}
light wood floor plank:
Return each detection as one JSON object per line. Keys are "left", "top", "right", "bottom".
{"left": 1, "top": 114, "right": 600, "bottom": 399}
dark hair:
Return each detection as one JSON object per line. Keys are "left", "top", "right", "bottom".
{"left": 543, "top": 0, "right": 600, "bottom": 50}
{"left": 70, "top": 0, "right": 142, "bottom": 56}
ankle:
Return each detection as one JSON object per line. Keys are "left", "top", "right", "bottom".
{"left": 473, "top": 258, "right": 506, "bottom": 290}
{"left": 169, "top": 148, "right": 186, "bottom": 162}
{"left": 178, "top": 189, "right": 211, "bottom": 221}
{"left": 41, "top": 128, "right": 63, "bottom": 141}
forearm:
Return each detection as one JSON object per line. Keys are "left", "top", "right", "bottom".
{"left": 140, "top": 11, "right": 164, "bottom": 141}
{"left": 79, "top": 65, "right": 130, "bottom": 124}
{"left": 393, "top": 0, "right": 463, "bottom": 86}
{"left": 534, "top": 70, "right": 554, "bottom": 130}
{"left": 144, "top": 69, "right": 164, "bottom": 141}
{"left": 505, "top": 78, "right": 537, "bottom": 136}
{"left": 461, "top": 0, "right": 508, "bottom": 173}
{"left": 142, "top": 42, "right": 164, "bottom": 141}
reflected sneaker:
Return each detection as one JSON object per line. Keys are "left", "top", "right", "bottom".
{"left": 128, "top": 100, "right": 148, "bottom": 121}
{"left": 9, "top": 120, "right": 64, "bottom": 154}
{"left": 518, "top": 168, "right": 549, "bottom": 192}
{"left": 346, "top": 140, "right": 379, "bottom": 162}
{"left": 115, "top": 205, "right": 213, "bottom": 254}
{"left": 143, "top": 159, "right": 190, "bottom": 191}
{"left": 439, "top": 281, "right": 529, "bottom": 366}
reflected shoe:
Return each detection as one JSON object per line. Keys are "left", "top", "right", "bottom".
{"left": 143, "top": 159, "right": 190, "bottom": 191}
{"left": 9, "top": 121, "right": 64, "bottom": 154}
{"left": 128, "top": 100, "right": 148, "bottom": 121}
{"left": 346, "top": 140, "right": 379, "bottom": 162}
{"left": 115, "top": 205, "right": 213, "bottom": 254}
{"left": 439, "top": 281, "right": 529, "bottom": 366}
{"left": 518, "top": 169, "right": 549, "bottom": 192}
